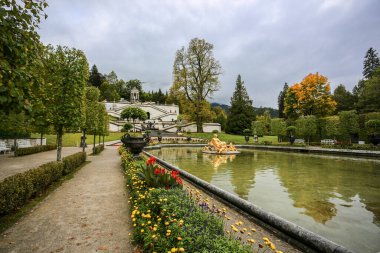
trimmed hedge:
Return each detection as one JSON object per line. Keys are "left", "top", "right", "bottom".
{"left": 15, "top": 145, "right": 57, "bottom": 157}
{"left": 93, "top": 144, "right": 104, "bottom": 155}
{"left": 0, "top": 152, "right": 86, "bottom": 216}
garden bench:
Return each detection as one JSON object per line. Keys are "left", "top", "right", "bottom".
{"left": 294, "top": 139, "right": 305, "bottom": 144}
{"left": 0, "top": 141, "right": 11, "bottom": 154}
{"left": 321, "top": 139, "right": 336, "bottom": 145}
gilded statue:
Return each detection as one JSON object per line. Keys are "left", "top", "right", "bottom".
{"left": 203, "top": 134, "right": 239, "bottom": 154}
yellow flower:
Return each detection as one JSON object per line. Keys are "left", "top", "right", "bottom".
{"left": 165, "top": 222, "right": 169, "bottom": 226}
{"left": 177, "top": 236, "right": 182, "bottom": 241}
{"left": 179, "top": 248, "right": 185, "bottom": 252}
{"left": 152, "top": 235, "right": 156, "bottom": 239}
{"left": 251, "top": 228, "right": 256, "bottom": 232}
{"left": 171, "top": 247, "right": 177, "bottom": 252}
{"left": 140, "top": 229, "right": 144, "bottom": 233}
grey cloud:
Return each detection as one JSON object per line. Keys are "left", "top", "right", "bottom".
{"left": 38, "top": 0, "right": 380, "bottom": 108}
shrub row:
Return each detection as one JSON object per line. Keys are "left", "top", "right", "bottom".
{"left": 0, "top": 152, "right": 86, "bottom": 216}
{"left": 15, "top": 145, "right": 57, "bottom": 157}
{"left": 120, "top": 147, "right": 252, "bottom": 253}
{"left": 93, "top": 144, "right": 104, "bottom": 155}
{"left": 321, "top": 144, "right": 380, "bottom": 151}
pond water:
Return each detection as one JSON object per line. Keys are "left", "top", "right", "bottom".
{"left": 148, "top": 147, "right": 380, "bottom": 253}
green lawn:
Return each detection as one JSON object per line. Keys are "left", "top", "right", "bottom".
{"left": 30, "top": 132, "right": 278, "bottom": 147}
{"left": 31, "top": 132, "right": 124, "bottom": 147}
{"left": 186, "top": 132, "right": 278, "bottom": 144}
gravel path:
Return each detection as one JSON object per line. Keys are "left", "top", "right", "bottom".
{"left": 0, "top": 147, "right": 92, "bottom": 181}
{"left": 0, "top": 146, "right": 134, "bottom": 253}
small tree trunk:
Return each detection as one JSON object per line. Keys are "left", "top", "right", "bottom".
{"left": 82, "top": 130, "right": 86, "bottom": 153}
{"left": 40, "top": 133, "right": 43, "bottom": 145}
{"left": 103, "top": 135, "right": 105, "bottom": 145}
{"left": 98, "top": 135, "right": 101, "bottom": 144}
{"left": 57, "top": 126, "right": 63, "bottom": 161}
{"left": 93, "top": 134, "right": 96, "bottom": 154}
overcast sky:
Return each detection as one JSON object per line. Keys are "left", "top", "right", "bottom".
{"left": 38, "top": 0, "right": 380, "bottom": 108}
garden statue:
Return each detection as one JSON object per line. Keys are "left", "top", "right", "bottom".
{"left": 203, "top": 134, "right": 240, "bottom": 154}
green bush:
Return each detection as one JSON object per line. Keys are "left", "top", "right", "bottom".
{"left": 93, "top": 144, "right": 104, "bottom": 155}
{"left": 119, "top": 147, "right": 251, "bottom": 253}
{"left": 15, "top": 145, "right": 57, "bottom": 157}
{"left": 62, "top": 152, "right": 87, "bottom": 175}
{"left": 0, "top": 152, "right": 86, "bottom": 216}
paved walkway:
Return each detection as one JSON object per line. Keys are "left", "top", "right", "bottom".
{"left": 0, "top": 147, "right": 92, "bottom": 182}
{"left": 0, "top": 146, "right": 133, "bottom": 253}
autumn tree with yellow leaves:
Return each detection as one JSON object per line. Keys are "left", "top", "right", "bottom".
{"left": 284, "top": 73, "right": 336, "bottom": 118}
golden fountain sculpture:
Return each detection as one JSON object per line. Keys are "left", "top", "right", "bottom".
{"left": 202, "top": 134, "right": 240, "bottom": 154}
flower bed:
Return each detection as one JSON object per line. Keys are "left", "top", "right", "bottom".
{"left": 119, "top": 147, "right": 281, "bottom": 253}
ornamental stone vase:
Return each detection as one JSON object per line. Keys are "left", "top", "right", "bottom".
{"left": 121, "top": 133, "right": 147, "bottom": 156}
{"left": 244, "top": 136, "right": 250, "bottom": 143}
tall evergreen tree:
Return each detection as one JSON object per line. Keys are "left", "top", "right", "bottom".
{"left": 363, "top": 47, "right": 380, "bottom": 80}
{"left": 89, "top": 64, "right": 104, "bottom": 88}
{"left": 278, "top": 82, "right": 288, "bottom": 118}
{"left": 225, "top": 75, "right": 255, "bottom": 134}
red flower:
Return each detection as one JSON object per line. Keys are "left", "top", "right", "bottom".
{"left": 175, "top": 177, "right": 183, "bottom": 185}
{"left": 171, "top": 170, "right": 180, "bottom": 179}
{"left": 154, "top": 168, "right": 161, "bottom": 175}
{"left": 161, "top": 168, "right": 166, "bottom": 175}
{"left": 147, "top": 156, "right": 156, "bottom": 165}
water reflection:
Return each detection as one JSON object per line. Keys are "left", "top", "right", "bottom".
{"left": 149, "top": 147, "right": 380, "bottom": 253}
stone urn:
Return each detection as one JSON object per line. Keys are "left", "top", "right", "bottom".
{"left": 187, "top": 136, "right": 192, "bottom": 142}
{"left": 158, "top": 135, "right": 162, "bottom": 142}
{"left": 244, "top": 136, "right": 250, "bottom": 143}
{"left": 121, "top": 134, "right": 148, "bottom": 156}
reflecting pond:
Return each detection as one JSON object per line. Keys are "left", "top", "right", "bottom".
{"left": 148, "top": 147, "right": 380, "bottom": 253}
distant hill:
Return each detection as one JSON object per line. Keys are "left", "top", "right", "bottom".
{"left": 211, "top": 103, "right": 279, "bottom": 118}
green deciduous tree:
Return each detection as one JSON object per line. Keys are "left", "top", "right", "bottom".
{"left": 271, "top": 118, "right": 287, "bottom": 142}
{"left": 278, "top": 83, "right": 288, "bottom": 118}
{"left": 338, "top": 110, "right": 359, "bottom": 143}
{"left": 43, "top": 45, "right": 89, "bottom": 161}
{"left": 0, "top": 0, "right": 48, "bottom": 114}
{"left": 295, "top": 115, "right": 317, "bottom": 144}
{"left": 82, "top": 87, "right": 100, "bottom": 152}
{"left": 333, "top": 84, "right": 355, "bottom": 112}
{"left": 99, "top": 80, "right": 120, "bottom": 102}
{"left": 252, "top": 121, "right": 265, "bottom": 137}
{"left": 320, "top": 116, "right": 340, "bottom": 139}
{"left": 212, "top": 106, "right": 227, "bottom": 131}
{"left": 172, "top": 38, "right": 222, "bottom": 132}
{"left": 120, "top": 107, "right": 148, "bottom": 132}
{"left": 96, "top": 103, "right": 108, "bottom": 147}
{"left": 363, "top": 47, "right": 380, "bottom": 80}
{"left": 226, "top": 75, "right": 255, "bottom": 134}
